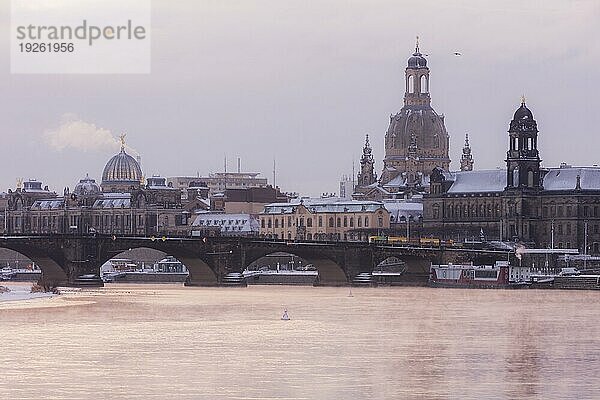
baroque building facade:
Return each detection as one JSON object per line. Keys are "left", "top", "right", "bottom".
{"left": 0, "top": 137, "right": 192, "bottom": 237}
{"left": 424, "top": 100, "right": 600, "bottom": 254}
{"left": 259, "top": 198, "right": 390, "bottom": 242}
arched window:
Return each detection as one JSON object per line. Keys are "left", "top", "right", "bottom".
{"left": 420, "top": 75, "right": 428, "bottom": 93}
{"left": 329, "top": 217, "right": 334, "bottom": 228}
{"left": 275, "top": 219, "right": 279, "bottom": 228}
{"left": 350, "top": 217, "right": 354, "bottom": 227}
{"left": 307, "top": 218, "right": 312, "bottom": 227}
{"left": 337, "top": 217, "right": 341, "bottom": 228}
{"left": 528, "top": 170, "right": 534, "bottom": 187}
{"left": 267, "top": 219, "right": 272, "bottom": 228}
{"left": 365, "top": 217, "right": 369, "bottom": 227}
{"left": 408, "top": 75, "right": 415, "bottom": 93}
{"left": 343, "top": 216, "right": 348, "bottom": 227}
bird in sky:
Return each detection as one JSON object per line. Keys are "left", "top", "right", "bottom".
{"left": 453, "top": 52, "right": 462, "bottom": 56}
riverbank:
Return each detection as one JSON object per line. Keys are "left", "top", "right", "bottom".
{"left": 0, "top": 282, "right": 54, "bottom": 303}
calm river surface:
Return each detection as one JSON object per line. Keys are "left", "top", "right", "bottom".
{"left": 1, "top": 284, "right": 599, "bottom": 399}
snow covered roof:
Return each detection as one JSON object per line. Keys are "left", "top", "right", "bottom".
{"left": 383, "top": 200, "right": 423, "bottom": 221}
{"left": 382, "top": 173, "right": 430, "bottom": 188}
{"left": 543, "top": 167, "right": 600, "bottom": 191}
{"left": 31, "top": 199, "right": 65, "bottom": 209}
{"left": 191, "top": 212, "right": 259, "bottom": 233}
{"left": 446, "top": 170, "right": 506, "bottom": 193}
{"left": 439, "top": 166, "right": 600, "bottom": 194}
{"left": 382, "top": 174, "right": 406, "bottom": 188}
{"left": 262, "top": 198, "right": 386, "bottom": 215}
{"left": 102, "top": 193, "right": 131, "bottom": 199}
{"left": 93, "top": 198, "right": 131, "bottom": 208}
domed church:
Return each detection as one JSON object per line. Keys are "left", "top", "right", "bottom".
{"left": 101, "top": 134, "right": 143, "bottom": 193}
{"left": 381, "top": 38, "right": 450, "bottom": 185}
{"left": 354, "top": 38, "right": 451, "bottom": 200}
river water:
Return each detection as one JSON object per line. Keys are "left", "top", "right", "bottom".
{"left": 1, "top": 284, "right": 599, "bottom": 399}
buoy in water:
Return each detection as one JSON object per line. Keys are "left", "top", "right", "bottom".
{"left": 281, "top": 309, "right": 290, "bottom": 321}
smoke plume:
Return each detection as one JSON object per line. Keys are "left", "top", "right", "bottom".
{"left": 44, "top": 114, "right": 136, "bottom": 154}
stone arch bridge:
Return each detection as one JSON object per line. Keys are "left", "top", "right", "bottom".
{"left": 0, "top": 235, "right": 513, "bottom": 287}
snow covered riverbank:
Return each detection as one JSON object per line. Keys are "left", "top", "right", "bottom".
{"left": 0, "top": 283, "right": 54, "bottom": 302}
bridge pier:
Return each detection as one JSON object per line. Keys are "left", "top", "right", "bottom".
{"left": 64, "top": 261, "right": 104, "bottom": 287}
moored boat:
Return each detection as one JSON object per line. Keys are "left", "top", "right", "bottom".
{"left": 429, "top": 261, "right": 511, "bottom": 288}
{"left": 242, "top": 268, "right": 318, "bottom": 285}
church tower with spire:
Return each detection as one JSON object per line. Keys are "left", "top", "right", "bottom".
{"left": 357, "top": 134, "right": 377, "bottom": 187}
{"left": 460, "top": 133, "right": 474, "bottom": 171}
{"left": 505, "top": 97, "right": 541, "bottom": 190}
{"left": 380, "top": 37, "right": 451, "bottom": 189}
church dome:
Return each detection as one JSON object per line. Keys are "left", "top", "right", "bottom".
{"left": 386, "top": 106, "right": 449, "bottom": 153}
{"left": 102, "top": 146, "right": 142, "bottom": 185}
{"left": 74, "top": 174, "right": 101, "bottom": 195}
{"left": 408, "top": 52, "right": 427, "bottom": 68}
{"left": 513, "top": 101, "right": 534, "bottom": 120}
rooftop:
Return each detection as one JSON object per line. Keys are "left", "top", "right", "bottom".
{"left": 262, "top": 198, "right": 386, "bottom": 214}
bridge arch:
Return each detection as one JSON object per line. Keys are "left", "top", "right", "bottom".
{"left": 373, "top": 251, "right": 434, "bottom": 284}
{"left": 0, "top": 244, "right": 68, "bottom": 287}
{"left": 98, "top": 244, "right": 218, "bottom": 286}
{"left": 244, "top": 249, "right": 348, "bottom": 286}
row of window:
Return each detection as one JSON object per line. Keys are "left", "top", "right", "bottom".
{"left": 6, "top": 213, "right": 189, "bottom": 232}
{"left": 406, "top": 74, "right": 429, "bottom": 94}
{"left": 542, "top": 222, "right": 600, "bottom": 236}
{"left": 261, "top": 232, "right": 369, "bottom": 241}
{"left": 433, "top": 203, "right": 501, "bottom": 220}
{"left": 435, "top": 203, "right": 600, "bottom": 220}
{"left": 197, "top": 219, "right": 248, "bottom": 226}
{"left": 261, "top": 215, "right": 371, "bottom": 229}
{"left": 543, "top": 205, "right": 600, "bottom": 218}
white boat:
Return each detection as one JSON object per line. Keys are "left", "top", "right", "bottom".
{"left": 243, "top": 264, "right": 318, "bottom": 285}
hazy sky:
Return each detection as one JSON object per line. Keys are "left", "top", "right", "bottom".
{"left": 1, "top": 0, "right": 600, "bottom": 196}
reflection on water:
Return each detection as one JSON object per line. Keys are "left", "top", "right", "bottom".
{"left": 1, "top": 285, "right": 599, "bottom": 399}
